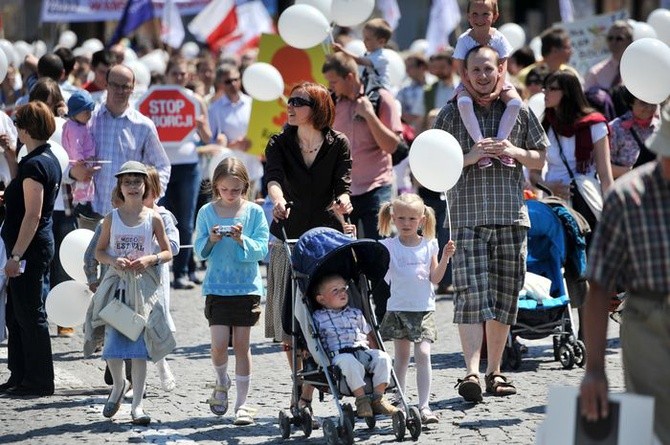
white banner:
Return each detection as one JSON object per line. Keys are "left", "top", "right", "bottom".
{"left": 40, "top": 0, "right": 209, "bottom": 23}
{"left": 560, "top": 9, "right": 629, "bottom": 78}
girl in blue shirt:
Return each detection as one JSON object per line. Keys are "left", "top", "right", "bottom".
{"left": 194, "top": 157, "right": 269, "bottom": 426}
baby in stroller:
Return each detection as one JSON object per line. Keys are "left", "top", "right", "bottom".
{"left": 312, "top": 273, "right": 399, "bottom": 419}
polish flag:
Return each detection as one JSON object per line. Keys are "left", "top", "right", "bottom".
{"left": 188, "top": 0, "right": 238, "bottom": 52}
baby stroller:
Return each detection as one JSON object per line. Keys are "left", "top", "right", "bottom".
{"left": 277, "top": 227, "right": 422, "bottom": 443}
{"left": 503, "top": 199, "right": 587, "bottom": 370}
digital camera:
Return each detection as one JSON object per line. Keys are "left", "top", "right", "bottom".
{"left": 216, "top": 225, "right": 233, "bottom": 237}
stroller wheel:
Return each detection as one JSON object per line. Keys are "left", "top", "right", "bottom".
{"left": 558, "top": 344, "right": 575, "bottom": 369}
{"left": 323, "top": 418, "right": 339, "bottom": 445}
{"left": 392, "top": 409, "right": 406, "bottom": 441}
{"left": 342, "top": 403, "right": 356, "bottom": 428}
{"left": 406, "top": 406, "right": 422, "bottom": 440}
{"left": 278, "top": 410, "right": 291, "bottom": 439}
{"left": 340, "top": 415, "right": 354, "bottom": 445}
{"left": 299, "top": 407, "right": 313, "bottom": 437}
{"left": 364, "top": 415, "right": 376, "bottom": 429}
{"left": 573, "top": 340, "right": 586, "bottom": 368}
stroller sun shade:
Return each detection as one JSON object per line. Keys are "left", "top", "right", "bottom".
{"left": 291, "top": 227, "right": 390, "bottom": 298}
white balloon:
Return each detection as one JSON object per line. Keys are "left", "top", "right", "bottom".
{"left": 46, "top": 281, "right": 92, "bottom": 327}
{"left": 242, "top": 62, "right": 285, "bottom": 101}
{"left": 125, "top": 61, "right": 151, "bottom": 91}
{"left": 123, "top": 47, "right": 138, "bottom": 63}
{"left": 180, "top": 41, "right": 200, "bottom": 60}
{"left": 409, "top": 129, "right": 464, "bottom": 192}
{"left": 59, "top": 228, "right": 95, "bottom": 283}
{"left": 647, "top": 8, "right": 670, "bottom": 46}
{"left": 499, "top": 23, "right": 526, "bottom": 51}
{"left": 620, "top": 38, "right": 670, "bottom": 104}
{"left": 296, "top": 0, "right": 332, "bottom": 21}
{"left": 529, "top": 36, "right": 542, "bottom": 61}
{"left": 383, "top": 48, "right": 406, "bottom": 88}
{"left": 409, "top": 39, "right": 429, "bottom": 55}
{"left": 33, "top": 40, "right": 47, "bottom": 58}
{"left": 344, "top": 39, "right": 366, "bottom": 57}
{"left": 631, "top": 21, "right": 658, "bottom": 41}
{"left": 17, "top": 140, "right": 69, "bottom": 173}
{"left": 82, "top": 38, "right": 104, "bottom": 53}
{"left": 331, "top": 0, "right": 374, "bottom": 27}
{"left": 278, "top": 4, "right": 330, "bottom": 49}
{"left": 0, "top": 49, "right": 7, "bottom": 84}
{"left": 208, "top": 148, "right": 235, "bottom": 182}
{"left": 58, "top": 30, "right": 78, "bottom": 49}
{"left": 139, "top": 50, "right": 167, "bottom": 75}
{"left": 527, "top": 92, "right": 545, "bottom": 121}
{"left": 0, "top": 39, "right": 19, "bottom": 67}
{"left": 13, "top": 41, "right": 33, "bottom": 64}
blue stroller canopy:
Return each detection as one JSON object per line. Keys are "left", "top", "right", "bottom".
{"left": 291, "top": 227, "right": 390, "bottom": 298}
{"left": 527, "top": 200, "right": 567, "bottom": 298}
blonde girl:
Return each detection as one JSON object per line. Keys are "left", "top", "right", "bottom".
{"left": 144, "top": 167, "right": 180, "bottom": 392}
{"left": 377, "top": 193, "right": 455, "bottom": 425}
{"left": 95, "top": 161, "right": 173, "bottom": 426}
{"left": 194, "top": 157, "right": 269, "bottom": 426}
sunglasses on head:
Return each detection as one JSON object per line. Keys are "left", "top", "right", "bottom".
{"left": 287, "top": 96, "right": 314, "bottom": 108}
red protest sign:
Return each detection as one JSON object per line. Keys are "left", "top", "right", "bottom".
{"left": 137, "top": 86, "right": 200, "bottom": 145}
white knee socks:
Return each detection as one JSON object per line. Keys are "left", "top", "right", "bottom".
{"left": 457, "top": 96, "right": 483, "bottom": 143}
{"left": 234, "top": 374, "right": 251, "bottom": 410}
{"left": 497, "top": 98, "right": 523, "bottom": 140}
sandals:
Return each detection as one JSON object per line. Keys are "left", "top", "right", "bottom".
{"left": 420, "top": 407, "right": 439, "bottom": 425}
{"left": 455, "top": 373, "right": 483, "bottom": 403}
{"left": 297, "top": 397, "right": 321, "bottom": 429}
{"left": 484, "top": 373, "right": 517, "bottom": 396}
{"left": 233, "top": 405, "right": 257, "bottom": 426}
{"left": 207, "top": 379, "right": 232, "bottom": 415}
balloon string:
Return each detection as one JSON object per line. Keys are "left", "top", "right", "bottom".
{"left": 444, "top": 192, "right": 452, "bottom": 236}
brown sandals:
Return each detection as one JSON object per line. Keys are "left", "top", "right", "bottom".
{"left": 484, "top": 373, "right": 517, "bottom": 396}
{"left": 455, "top": 374, "right": 483, "bottom": 402}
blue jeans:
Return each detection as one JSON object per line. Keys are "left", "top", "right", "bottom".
{"left": 350, "top": 185, "right": 392, "bottom": 240}
{"left": 159, "top": 163, "right": 201, "bottom": 280}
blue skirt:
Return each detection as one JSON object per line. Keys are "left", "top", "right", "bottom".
{"left": 102, "top": 325, "right": 150, "bottom": 360}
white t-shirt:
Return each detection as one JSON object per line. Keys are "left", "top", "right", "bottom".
{"left": 544, "top": 123, "right": 609, "bottom": 185}
{"left": 380, "top": 237, "right": 438, "bottom": 312}
{"left": 454, "top": 29, "right": 513, "bottom": 60}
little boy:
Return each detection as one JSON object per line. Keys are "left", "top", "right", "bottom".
{"left": 334, "top": 18, "right": 393, "bottom": 91}
{"left": 312, "top": 274, "right": 398, "bottom": 418}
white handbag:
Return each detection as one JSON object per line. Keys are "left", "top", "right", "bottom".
{"left": 99, "top": 297, "right": 146, "bottom": 342}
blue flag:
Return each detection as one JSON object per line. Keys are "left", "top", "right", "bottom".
{"left": 108, "top": 0, "right": 155, "bottom": 46}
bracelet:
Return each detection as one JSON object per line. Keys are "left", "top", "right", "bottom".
{"left": 154, "top": 254, "right": 160, "bottom": 265}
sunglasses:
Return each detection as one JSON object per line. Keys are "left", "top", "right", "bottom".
{"left": 223, "top": 78, "right": 240, "bottom": 85}
{"left": 287, "top": 96, "right": 314, "bottom": 108}
{"left": 607, "top": 35, "right": 627, "bottom": 42}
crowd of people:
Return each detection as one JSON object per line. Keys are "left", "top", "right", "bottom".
{"left": 0, "top": 0, "right": 668, "bottom": 442}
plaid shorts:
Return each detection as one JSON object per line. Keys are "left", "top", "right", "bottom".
{"left": 452, "top": 225, "right": 527, "bottom": 325}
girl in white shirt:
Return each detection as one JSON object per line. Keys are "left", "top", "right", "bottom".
{"left": 377, "top": 194, "right": 455, "bottom": 425}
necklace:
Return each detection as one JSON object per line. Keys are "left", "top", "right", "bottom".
{"left": 299, "top": 137, "right": 323, "bottom": 155}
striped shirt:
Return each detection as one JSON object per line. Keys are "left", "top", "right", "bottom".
{"left": 433, "top": 101, "right": 549, "bottom": 229}
{"left": 89, "top": 104, "right": 170, "bottom": 215}
{"left": 587, "top": 162, "right": 670, "bottom": 293}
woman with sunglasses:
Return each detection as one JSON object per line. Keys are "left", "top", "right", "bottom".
{"left": 264, "top": 82, "right": 352, "bottom": 417}
{"left": 534, "top": 70, "right": 614, "bottom": 229}
{"left": 0, "top": 101, "right": 62, "bottom": 396}
{"left": 608, "top": 87, "right": 660, "bottom": 178}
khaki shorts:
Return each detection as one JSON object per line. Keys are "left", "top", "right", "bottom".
{"left": 205, "top": 295, "right": 261, "bottom": 327}
{"left": 379, "top": 311, "right": 437, "bottom": 342}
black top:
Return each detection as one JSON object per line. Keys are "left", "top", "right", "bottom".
{"left": 265, "top": 126, "right": 352, "bottom": 239}
{"left": 1, "top": 143, "right": 62, "bottom": 257}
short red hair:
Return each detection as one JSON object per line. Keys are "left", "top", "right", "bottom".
{"left": 290, "top": 82, "right": 334, "bottom": 130}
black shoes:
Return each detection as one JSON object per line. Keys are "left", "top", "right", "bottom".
{"left": 0, "top": 380, "right": 19, "bottom": 393}
{"left": 4, "top": 385, "right": 54, "bottom": 397}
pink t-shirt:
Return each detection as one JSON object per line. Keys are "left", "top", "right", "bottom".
{"left": 62, "top": 119, "right": 96, "bottom": 204}
{"left": 332, "top": 88, "right": 402, "bottom": 196}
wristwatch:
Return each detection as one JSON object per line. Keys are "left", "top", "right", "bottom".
{"left": 10, "top": 254, "right": 21, "bottom": 262}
